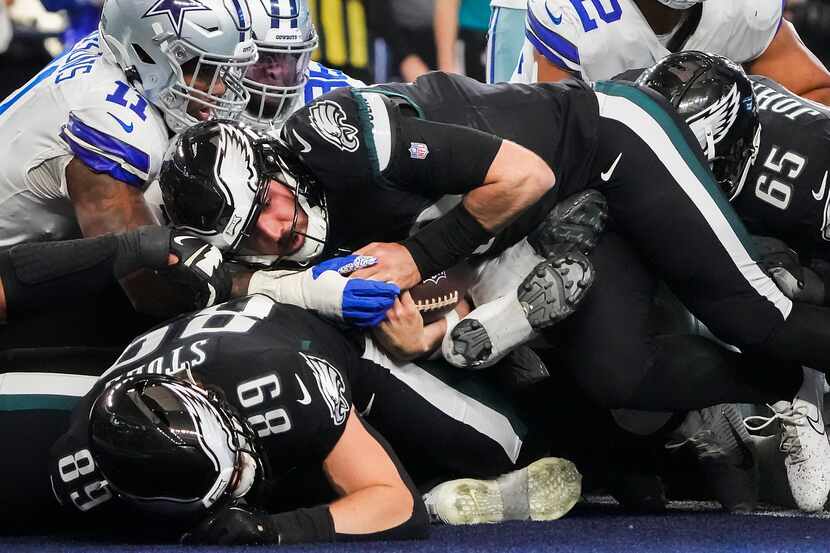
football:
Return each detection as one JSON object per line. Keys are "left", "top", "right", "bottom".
{"left": 409, "top": 262, "right": 473, "bottom": 324}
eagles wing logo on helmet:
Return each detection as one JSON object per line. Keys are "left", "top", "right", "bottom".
{"left": 308, "top": 101, "right": 360, "bottom": 153}
{"left": 301, "top": 353, "right": 349, "bottom": 425}
{"left": 213, "top": 124, "right": 260, "bottom": 243}
{"left": 215, "top": 124, "right": 260, "bottom": 200}
{"left": 686, "top": 83, "right": 741, "bottom": 154}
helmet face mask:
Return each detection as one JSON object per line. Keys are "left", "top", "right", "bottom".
{"left": 99, "top": 0, "right": 259, "bottom": 133}
{"left": 637, "top": 51, "right": 760, "bottom": 202}
{"left": 89, "top": 374, "right": 261, "bottom": 518}
{"left": 160, "top": 41, "right": 257, "bottom": 132}
{"left": 242, "top": 0, "right": 319, "bottom": 130}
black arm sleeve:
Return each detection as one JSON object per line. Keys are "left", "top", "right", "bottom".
{"left": 382, "top": 113, "right": 503, "bottom": 196}
{"left": 0, "top": 227, "right": 170, "bottom": 320}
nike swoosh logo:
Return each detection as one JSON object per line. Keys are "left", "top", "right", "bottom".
{"left": 359, "top": 393, "right": 375, "bottom": 417}
{"left": 545, "top": 5, "right": 563, "bottom": 25}
{"left": 601, "top": 153, "right": 623, "bottom": 182}
{"left": 798, "top": 393, "right": 827, "bottom": 435}
{"left": 108, "top": 112, "right": 134, "bottom": 133}
{"left": 295, "top": 373, "right": 312, "bottom": 405}
{"left": 292, "top": 129, "right": 312, "bottom": 153}
{"left": 813, "top": 171, "right": 827, "bottom": 201}
{"left": 173, "top": 235, "right": 201, "bottom": 247}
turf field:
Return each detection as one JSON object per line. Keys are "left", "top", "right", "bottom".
{"left": 4, "top": 497, "right": 828, "bottom": 553}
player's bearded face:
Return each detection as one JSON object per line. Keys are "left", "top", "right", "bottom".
{"left": 245, "top": 179, "right": 309, "bottom": 256}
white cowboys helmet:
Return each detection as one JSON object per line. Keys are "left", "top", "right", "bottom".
{"left": 99, "top": 0, "right": 259, "bottom": 133}
{"left": 242, "top": 0, "right": 318, "bottom": 131}
{"left": 655, "top": 0, "right": 706, "bottom": 9}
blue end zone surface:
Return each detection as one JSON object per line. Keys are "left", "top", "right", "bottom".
{"left": 4, "top": 501, "right": 830, "bottom": 553}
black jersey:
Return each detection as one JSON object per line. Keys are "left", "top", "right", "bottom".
{"left": 733, "top": 77, "right": 830, "bottom": 262}
{"left": 49, "top": 295, "right": 361, "bottom": 515}
{"left": 281, "top": 71, "right": 600, "bottom": 258}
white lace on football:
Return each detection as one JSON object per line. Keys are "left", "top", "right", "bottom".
{"left": 416, "top": 291, "right": 459, "bottom": 312}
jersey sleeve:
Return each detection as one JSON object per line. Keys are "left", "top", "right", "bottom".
{"left": 282, "top": 88, "right": 376, "bottom": 192}
{"left": 284, "top": 87, "right": 502, "bottom": 196}
{"left": 724, "top": 0, "right": 783, "bottom": 63}
{"left": 525, "top": 0, "right": 583, "bottom": 75}
{"left": 58, "top": 83, "right": 168, "bottom": 190}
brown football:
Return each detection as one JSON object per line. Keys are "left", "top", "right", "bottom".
{"left": 409, "top": 262, "right": 473, "bottom": 324}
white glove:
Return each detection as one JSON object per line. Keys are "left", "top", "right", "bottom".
{"left": 248, "top": 256, "right": 400, "bottom": 327}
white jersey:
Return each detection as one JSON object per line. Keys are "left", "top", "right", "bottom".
{"left": 491, "top": 0, "right": 527, "bottom": 9}
{"left": 0, "top": 32, "right": 169, "bottom": 247}
{"left": 513, "top": 0, "right": 782, "bottom": 83}
{"left": 303, "top": 61, "right": 366, "bottom": 102}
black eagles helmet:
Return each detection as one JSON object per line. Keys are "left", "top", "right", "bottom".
{"left": 159, "top": 119, "right": 327, "bottom": 264}
{"left": 88, "top": 374, "right": 261, "bottom": 517}
{"left": 637, "top": 51, "right": 761, "bottom": 201}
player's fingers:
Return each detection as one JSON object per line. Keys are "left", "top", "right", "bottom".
{"left": 400, "top": 290, "right": 416, "bottom": 309}
{"left": 354, "top": 242, "right": 382, "bottom": 256}
{"left": 350, "top": 265, "right": 381, "bottom": 280}
{"left": 350, "top": 280, "right": 401, "bottom": 297}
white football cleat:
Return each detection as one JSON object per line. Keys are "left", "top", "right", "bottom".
{"left": 443, "top": 250, "right": 594, "bottom": 369}
{"left": 423, "top": 457, "right": 582, "bottom": 525}
{"left": 745, "top": 367, "right": 830, "bottom": 512}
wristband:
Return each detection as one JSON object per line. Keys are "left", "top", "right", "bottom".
{"left": 403, "top": 203, "right": 493, "bottom": 280}
{"left": 265, "top": 505, "right": 335, "bottom": 544}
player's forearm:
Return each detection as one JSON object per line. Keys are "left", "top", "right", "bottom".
{"left": 0, "top": 229, "right": 171, "bottom": 321}
{"left": 801, "top": 88, "right": 830, "bottom": 107}
{"left": 329, "top": 485, "right": 415, "bottom": 536}
{"left": 465, "top": 141, "right": 556, "bottom": 232}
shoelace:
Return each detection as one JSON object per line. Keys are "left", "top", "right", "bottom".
{"left": 744, "top": 403, "right": 808, "bottom": 463}
{"left": 666, "top": 428, "right": 728, "bottom": 457}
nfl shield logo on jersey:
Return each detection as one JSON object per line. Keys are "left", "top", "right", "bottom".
{"left": 301, "top": 353, "right": 349, "bottom": 425}
{"left": 409, "top": 142, "right": 429, "bottom": 160}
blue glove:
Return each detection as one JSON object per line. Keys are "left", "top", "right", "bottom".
{"left": 311, "top": 255, "right": 399, "bottom": 328}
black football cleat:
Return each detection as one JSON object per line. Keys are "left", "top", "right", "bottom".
{"left": 528, "top": 189, "right": 608, "bottom": 257}
{"left": 519, "top": 247, "right": 595, "bottom": 330}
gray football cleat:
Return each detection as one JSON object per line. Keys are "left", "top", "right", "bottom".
{"left": 423, "top": 457, "right": 582, "bottom": 525}
{"left": 444, "top": 247, "right": 594, "bottom": 368}
{"left": 667, "top": 403, "right": 759, "bottom": 513}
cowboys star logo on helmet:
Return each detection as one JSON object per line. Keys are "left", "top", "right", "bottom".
{"left": 686, "top": 83, "right": 741, "bottom": 158}
{"left": 308, "top": 101, "right": 360, "bottom": 152}
{"left": 142, "top": 0, "right": 211, "bottom": 36}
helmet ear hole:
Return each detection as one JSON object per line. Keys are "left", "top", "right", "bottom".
{"left": 132, "top": 44, "right": 156, "bottom": 65}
